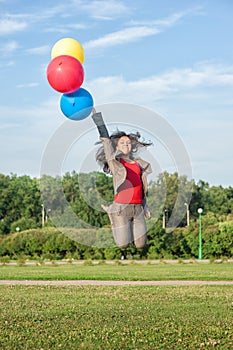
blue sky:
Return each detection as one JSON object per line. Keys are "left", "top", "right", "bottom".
{"left": 0, "top": 0, "right": 233, "bottom": 187}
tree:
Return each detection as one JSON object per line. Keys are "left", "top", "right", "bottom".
{"left": 0, "top": 174, "right": 41, "bottom": 234}
{"left": 147, "top": 172, "right": 194, "bottom": 229}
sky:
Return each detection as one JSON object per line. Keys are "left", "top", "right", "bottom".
{"left": 0, "top": 0, "right": 233, "bottom": 187}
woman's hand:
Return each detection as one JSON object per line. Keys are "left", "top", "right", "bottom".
{"left": 145, "top": 210, "right": 151, "bottom": 219}
{"left": 92, "top": 107, "right": 96, "bottom": 115}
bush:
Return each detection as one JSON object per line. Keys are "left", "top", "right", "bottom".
{"left": 11, "top": 217, "right": 38, "bottom": 233}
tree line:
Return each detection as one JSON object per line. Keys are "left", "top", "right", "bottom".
{"left": 0, "top": 171, "right": 233, "bottom": 259}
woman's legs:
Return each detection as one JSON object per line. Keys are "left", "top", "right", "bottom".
{"left": 106, "top": 203, "right": 147, "bottom": 249}
{"left": 132, "top": 205, "right": 147, "bottom": 248}
{"left": 110, "top": 211, "right": 133, "bottom": 248}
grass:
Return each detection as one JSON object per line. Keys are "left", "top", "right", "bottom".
{"left": 1, "top": 261, "right": 233, "bottom": 281}
{"left": 0, "top": 284, "right": 232, "bottom": 349}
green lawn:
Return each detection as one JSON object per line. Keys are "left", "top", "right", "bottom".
{"left": 1, "top": 261, "right": 233, "bottom": 281}
{"left": 0, "top": 284, "right": 232, "bottom": 349}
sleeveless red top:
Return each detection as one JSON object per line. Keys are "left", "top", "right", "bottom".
{"left": 114, "top": 159, "right": 143, "bottom": 204}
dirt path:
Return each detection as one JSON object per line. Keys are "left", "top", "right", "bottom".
{"left": 0, "top": 280, "right": 233, "bottom": 286}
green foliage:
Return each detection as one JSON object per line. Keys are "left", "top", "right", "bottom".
{"left": 0, "top": 171, "right": 233, "bottom": 259}
{"left": 147, "top": 220, "right": 168, "bottom": 259}
{"left": 0, "top": 174, "right": 42, "bottom": 234}
{"left": 147, "top": 172, "right": 194, "bottom": 228}
{"left": 10, "top": 217, "right": 38, "bottom": 233}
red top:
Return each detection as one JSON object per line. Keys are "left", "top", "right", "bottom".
{"left": 114, "top": 159, "right": 143, "bottom": 204}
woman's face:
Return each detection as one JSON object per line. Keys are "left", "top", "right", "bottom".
{"left": 116, "top": 136, "right": 132, "bottom": 156}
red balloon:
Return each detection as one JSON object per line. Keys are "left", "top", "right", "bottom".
{"left": 46, "top": 55, "right": 84, "bottom": 93}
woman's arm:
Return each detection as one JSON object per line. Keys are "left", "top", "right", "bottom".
{"left": 91, "top": 109, "right": 116, "bottom": 162}
{"left": 91, "top": 109, "right": 117, "bottom": 173}
{"left": 91, "top": 108, "right": 109, "bottom": 138}
{"left": 142, "top": 198, "right": 151, "bottom": 219}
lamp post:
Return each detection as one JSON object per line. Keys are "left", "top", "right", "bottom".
{"left": 162, "top": 210, "right": 166, "bottom": 229}
{"left": 45, "top": 208, "right": 51, "bottom": 223}
{"left": 162, "top": 209, "right": 168, "bottom": 229}
{"left": 184, "top": 202, "right": 190, "bottom": 226}
{"left": 197, "top": 208, "right": 203, "bottom": 260}
{"left": 41, "top": 204, "right": 45, "bottom": 228}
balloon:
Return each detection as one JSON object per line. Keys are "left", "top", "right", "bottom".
{"left": 51, "top": 37, "right": 85, "bottom": 64}
{"left": 47, "top": 55, "right": 84, "bottom": 93}
{"left": 60, "top": 88, "right": 94, "bottom": 121}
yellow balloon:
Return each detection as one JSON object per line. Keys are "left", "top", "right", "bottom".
{"left": 51, "top": 38, "right": 85, "bottom": 64}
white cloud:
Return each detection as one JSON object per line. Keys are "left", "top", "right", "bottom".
{"left": 75, "top": 0, "right": 129, "bottom": 20}
{"left": 0, "top": 60, "right": 14, "bottom": 67}
{"left": 16, "top": 82, "right": 39, "bottom": 88}
{"left": 86, "top": 62, "right": 233, "bottom": 106}
{"left": 66, "top": 23, "right": 87, "bottom": 30}
{"left": 2, "top": 0, "right": 128, "bottom": 25}
{"left": 0, "top": 6, "right": 70, "bottom": 33}
{"left": 84, "top": 26, "right": 160, "bottom": 50}
{"left": 1, "top": 60, "right": 232, "bottom": 184}
{"left": 0, "top": 101, "right": 61, "bottom": 176}
{"left": 130, "top": 12, "right": 185, "bottom": 28}
{"left": 0, "top": 41, "right": 19, "bottom": 55}
{"left": 27, "top": 45, "right": 50, "bottom": 55}
{"left": 162, "top": 62, "right": 233, "bottom": 87}
{"left": 0, "top": 19, "right": 27, "bottom": 35}
{"left": 44, "top": 23, "right": 87, "bottom": 35}
{"left": 84, "top": 11, "right": 189, "bottom": 50}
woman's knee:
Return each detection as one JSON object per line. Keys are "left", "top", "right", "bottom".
{"left": 134, "top": 235, "right": 147, "bottom": 249}
{"left": 117, "top": 243, "right": 129, "bottom": 249}
{"left": 135, "top": 243, "right": 145, "bottom": 249}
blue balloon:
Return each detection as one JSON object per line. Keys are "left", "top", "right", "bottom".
{"left": 60, "top": 87, "right": 94, "bottom": 120}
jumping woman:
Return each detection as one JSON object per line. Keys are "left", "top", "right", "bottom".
{"left": 92, "top": 109, "right": 152, "bottom": 258}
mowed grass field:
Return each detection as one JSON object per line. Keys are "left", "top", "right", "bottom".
{"left": 1, "top": 260, "right": 233, "bottom": 281}
{"left": 0, "top": 262, "right": 232, "bottom": 349}
{"left": 0, "top": 284, "right": 232, "bottom": 349}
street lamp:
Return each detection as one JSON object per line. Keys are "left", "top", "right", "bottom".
{"left": 184, "top": 202, "right": 190, "bottom": 226}
{"left": 41, "top": 204, "right": 45, "bottom": 228}
{"left": 162, "top": 209, "right": 168, "bottom": 229}
{"left": 45, "top": 208, "right": 51, "bottom": 223}
{"left": 197, "top": 208, "right": 203, "bottom": 260}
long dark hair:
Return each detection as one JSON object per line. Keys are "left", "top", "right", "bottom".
{"left": 96, "top": 130, "right": 152, "bottom": 173}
